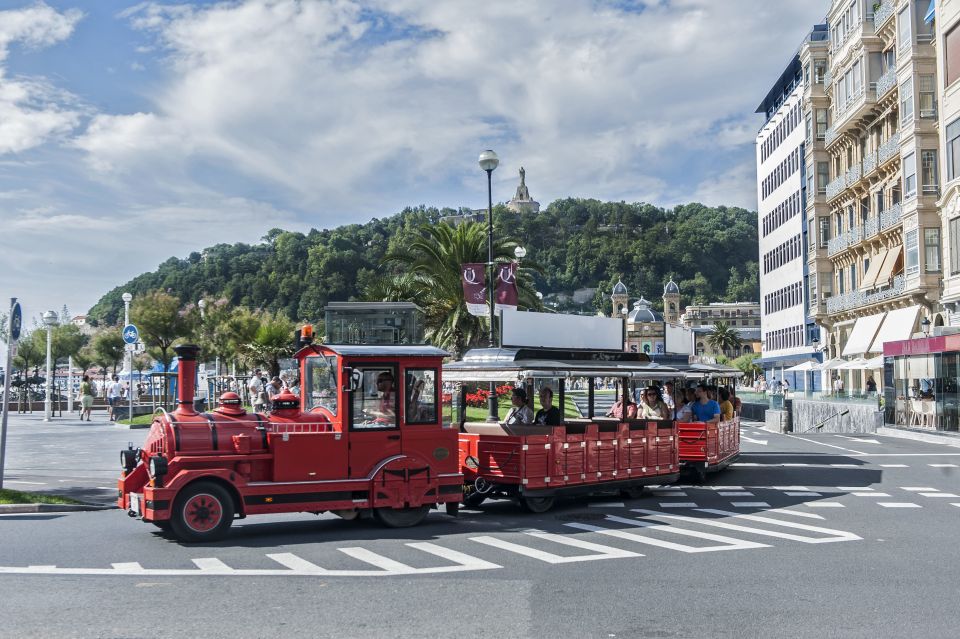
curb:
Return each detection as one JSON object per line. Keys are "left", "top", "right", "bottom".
{"left": 876, "top": 426, "right": 960, "bottom": 449}
{"left": 0, "top": 503, "right": 114, "bottom": 514}
{"left": 114, "top": 423, "right": 151, "bottom": 430}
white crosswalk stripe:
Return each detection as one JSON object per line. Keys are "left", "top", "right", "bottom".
{"left": 191, "top": 558, "right": 235, "bottom": 573}
{"left": 565, "top": 515, "right": 770, "bottom": 553}
{"left": 878, "top": 503, "right": 922, "bottom": 508}
{"left": 631, "top": 508, "right": 862, "bottom": 543}
{"left": 470, "top": 530, "right": 641, "bottom": 564}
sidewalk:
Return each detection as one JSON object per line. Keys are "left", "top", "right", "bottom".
{"left": 1, "top": 408, "right": 139, "bottom": 507}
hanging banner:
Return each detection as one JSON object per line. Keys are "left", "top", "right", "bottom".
{"left": 461, "top": 263, "right": 488, "bottom": 317}
{"left": 495, "top": 261, "right": 518, "bottom": 311}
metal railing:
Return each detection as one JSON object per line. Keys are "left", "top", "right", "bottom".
{"left": 845, "top": 163, "right": 862, "bottom": 186}
{"left": 826, "top": 175, "right": 846, "bottom": 200}
{"left": 880, "top": 202, "right": 902, "bottom": 230}
{"left": 863, "top": 149, "right": 878, "bottom": 176}
{"left": 825, "top": 126, "right": 838, "bottom": 146}
{"left": 826, "top": 274, "right": 905, "bottom": 313}
{"left": 874, "top": 0, "right": 895, "bottom": 28}
{"left": 878, "top": 131, "right": 901, "bottom": 164}
{"left": 876, "top": 67, "right": 897, "bottom": 97}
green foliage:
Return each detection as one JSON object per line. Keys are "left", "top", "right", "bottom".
{"left": 130, "top": 291, "right": 195, "bottom": 373}
{"left": 12, "top": 331, "right": 43, "bottom": 373}
{"left": 732, "top": 352, "right": 762, "bottom": 380}
{"left": 87, "top": 201, "right": 759, "bottom": 326}
{"left": 51, "top": 324, "right": 88, "bottom": 364}
{"left": 707, "top": 320, "right": 744, "bottom": 356}
{"left": 92, "top": 330, "right": 125, "bottom": 375}
{"left": 241, "top": 311, "right": 295, "bottom": 377}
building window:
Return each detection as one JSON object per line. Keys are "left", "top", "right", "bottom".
{"left": 850, "top": 263, "right": 857, "bottom": 290}
{"left": 947, "top": 23, "right": 960, "bottom": 87}
{"left": 816, "top": 109, "right": 828, "bottom": 139}
{"left": 947, "top": 119, "right": 960, "bottom": 181}
{"left": 904, "top": 151, "right": 917, "bottom": 197}
{"left": 919, "top": 75, "right": 937, "bottom": 118}
{"left": 817, "top": 161, "right": 829, "bottom": 194}
{"left": 925, "top": 228, "right": 941, "bottom": 273}
{"left": 898, "top": 6, "right": 911, "bottom": 50}
{"left": 951, "top": 218, "right": 960, "bottom": 275}
{"left": 900, "top": 77, "right": 914, "bottom": 125}
{"left": 921, "top": 150, "right": 939, "bottom": 194}
{"left": 906, "top": 228, "right": 920, "bottom": 276}
{"left": 819, "top": 217, "right": 830, "bottom": 248}
{"left": 814, "top": 59, "right": 826, "bottom": 84}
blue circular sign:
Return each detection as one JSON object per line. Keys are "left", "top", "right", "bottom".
{"left": 10, "top": 302, "right": 22, "bottom": 341}
{"left": 122, "top": 324, "right": 139, "bottom": 344}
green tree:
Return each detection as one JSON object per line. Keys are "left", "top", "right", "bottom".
{"left": 224, "top": 307, "right": 263, "bottom": 373}
{"left": 195, "top": 297, "right": 234, "bottom": 375}
{"left": 241, "top": 311, "right": 295, "bottom": 377}
{"left": 130, "top": 291, "right": 195, "bottom": 376}
{"left": 376, "top": 222, "right": 541, "bottom": 357}
{"left": 12, "top": 331, "right": 44, "bottom": 376}
{"left": 707, "top": 321, "right": 744, "bottom": 357}
{"left": 92, "top": 330, "right": 125, "bottom": 376}
{"left": 72, "top": 346, "right": 96, "bottom": 379}
{"left": 51, "top": 324, "right": 88, "bottom": 366}
{"left": 732, "top": 352, "right": 761, "bottom": 382}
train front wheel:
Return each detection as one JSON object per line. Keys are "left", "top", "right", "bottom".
{"left": 169, "top": 481, "right": 234, "bottom": 543}
{"left": 520, "top": 496, "right": 555, "bottom": 514}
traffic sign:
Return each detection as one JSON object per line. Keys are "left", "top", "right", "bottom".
{"left": 9, "top": 302, "right": 21, "bottom": 342}
{"left": 122, "top": 324, "right": 139, "bottom": 345}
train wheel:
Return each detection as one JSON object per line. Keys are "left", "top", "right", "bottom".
{"left": 619, "top": 486, "right": 647, "bottom": 500}
{"left": 520, "top": 496, "right": 555, "bottom": 514}
{"left": 169, "top": 481, "right": 234, "bottom": 543}
{"left": 374, "top": 505, "right": 430, "bottom": 528}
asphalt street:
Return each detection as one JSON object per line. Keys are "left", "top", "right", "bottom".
{"left": 1, "top": 414, "right": 959, "bottom": 638}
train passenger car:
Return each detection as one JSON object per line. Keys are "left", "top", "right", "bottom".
{"left": 677, "top": 418, "right": 740, "bottom": 482}
{"left": 444, "top": 348, "right": 682, "bottom": 512}
{"left": 118, "top": 339, "right": 461, "bottom": 542}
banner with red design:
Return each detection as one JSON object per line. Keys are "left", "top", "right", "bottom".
{"left": 495, "top": 261, "right": 518, "bottom": 311}
{"left": 461, "top": 263, "right": 488, "bottom": 317}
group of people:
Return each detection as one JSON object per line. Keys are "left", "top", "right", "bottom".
{"left": 501, "top": 380, "right": 740, "bottom": 427}
{"left": 246, "top": 368, "right": 297, "bottom": 413}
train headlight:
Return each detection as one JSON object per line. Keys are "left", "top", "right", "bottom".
{"left": 120, "top": 447, "right": 140, "bottom": 473}
{"left": 148, "top": 455, "right": 169, "bottom": 486}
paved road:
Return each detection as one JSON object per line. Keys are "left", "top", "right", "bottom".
{"left": 1, "top": 418, "right": 959, "bottom": 638}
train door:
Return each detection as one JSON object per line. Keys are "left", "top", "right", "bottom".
{"left": 347, "top": 364, "right": 403, "bottom": 478}
{"left": 401, "top": 367, "right": 456, "bottom": 473}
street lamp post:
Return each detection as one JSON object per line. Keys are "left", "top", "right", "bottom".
{"left": 122, "top": 292, "right": 133, "bottom": 424}
{"left": 479, "top": 149, "right": 500, "bottom": 422}
{"left": 42, "top": 310, "right": 58, "bottom": 422}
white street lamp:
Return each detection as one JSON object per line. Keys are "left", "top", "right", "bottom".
{"left": 42, "top": 310, "right": 58, "bottom": 422}
{"left": 197, "top": 298, "right": 206, "bottom": 319}
{"left": 122, "top": 292, "right": 133, "bottom": 423}
{"left": 514, "top": 245, "right": 527, "bottom": 260}
{"left": 479, "top": 149, "right": 500, "bottom": 422}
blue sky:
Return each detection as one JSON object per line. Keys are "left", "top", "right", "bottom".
{"left": 0, "top": 0, "right": 827, "bottom": 325}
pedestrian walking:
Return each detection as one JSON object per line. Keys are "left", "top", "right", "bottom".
{"left": 80, "top": 375, "right": 94, "bottom": 421}
{"left": 107, "top": 375, "right": 123, "bottom": 421}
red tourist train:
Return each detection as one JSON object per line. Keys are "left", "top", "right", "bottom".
{"left": 118, "top": 333, "right": 740, "bottom": 542}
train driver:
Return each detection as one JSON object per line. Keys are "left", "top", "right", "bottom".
{"left": 372, "top": 372, "right": 396, "bottom": 422}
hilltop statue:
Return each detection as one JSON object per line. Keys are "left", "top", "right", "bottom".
{"left": 508, "top": 166, "right": 540, "bottom": 214}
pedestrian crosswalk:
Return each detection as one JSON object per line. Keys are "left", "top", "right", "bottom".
{"left": 0, "top": 505, "right": 863, "bottom": 578}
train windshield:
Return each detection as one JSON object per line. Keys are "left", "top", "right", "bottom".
{"left": 304, "top": 354, "right": 338, "bottom": 415}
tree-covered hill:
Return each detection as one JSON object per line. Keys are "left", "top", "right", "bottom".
{"left": 87, "top": 200, "right": 759, "bottom": 326}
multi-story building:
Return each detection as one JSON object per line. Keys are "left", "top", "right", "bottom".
{"left": 756, "top": 27, "right": 827, "bottom": 387}
{"left": 681, "top": 302, "right": 762, "bottom": 359}
{"left": 793, "top": 1, "right": 940, "bottom": 391}
{"left": 937, "top": 0, "right": 960, "bottom": 322}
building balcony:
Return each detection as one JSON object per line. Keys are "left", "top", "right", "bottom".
{"left": 875, "top": 67, "right": 897, "bottom": 98}
{"left": 863, "top": 150, "right": 878, "bottom": 176}
{"left": 880, "top": 202, "right": 902, "bottom": 230}
{"left": 873, "top": 0, "right": 895, "bottom": 29}
{"left": 823, "top": 68, "right": 832, "bottom": 89}
{"left": 878, "top": 131, "right": 901, "bottom": 164}
{"left": 827, "top": 225, "right": 863, "bottom": 257}
{"left": 825, "top": 126, "right": 838, "bottom": 146}
{"left": 827, "top": 204, "right": 902, "bottom": 257}
{"left": 826, "top": 175, "right": 846, "bottom": 200}
{"left": 825, "top": 274, "right": 905, "bottom": 314}
{"left": 845, "top": 163, "right": 862, "bottom": 187}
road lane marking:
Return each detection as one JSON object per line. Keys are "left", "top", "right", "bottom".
{"left": 470, "top": 531, "right": 641, "bottom": 564}
{"left": 902, "top": 487, "right": 937, "bottom": 491}
{"left": 784, "top": 491, "right": 821, "bottom": 497}
{"left": 731, "top": 502, "right": 770, "bottom": 508}
{"left": 854, "top": 492, "right": 889, "bottom": 497}
{"left": 588, "top": 502, "right": 625, "bottom": 508}
{"left": 632, "top": 508, "right": 861, "bottom": 543}
{"left": 717, "top": 491, "right": 753, "bottom": 496}
{"left": 878, "top": 503, "right": 922, "bottom": 508}
{"left": 111, "top": 562, "right": 144, "bottom": 571}
{"left": 564, "top": 516, "right": 770, "bottom": 553}
{"left": 740, "top": 436, "right": 768, "bottom": 445}
{"left": 804, "top": 502, "right": 845, "bottom": 508}
{"left": 4, "top": 480, "right": 46, "bottom": 485}
{"left": 191, "top": 558, "right": 234, "bottom": 573}
{"left": 267, "top": 553, "right": 327, "bottom": 573}
{"left": 829, "top": 464, "right": 860, "bottom": 468}
{"left": 838, "top": 486, "right": 870, "bottom": 491}
{"left": 880, "top": 464, "right": 908, "bottom": 468}
{"left": 406, "top": 542, "right": 501, "bottom": 570}
{"left": 781, "top": 434, "right": 867, "bottom": 455}
{"left": 767, "top": 508, "right": 825, "bottom": 520}
{"left": 919, "top": 492, "right": 959, "bottom": 498}
{"left": 929, "top": 463, "right": 959, "bottom": 468}
{"left": 782, "top": 463, "right": 809, "bottom": 467}
{"left": 659, "top": 502, "right": 698, "bottom": 508}
{"left": 339, "top": 547, "right": 415, "bottom": 572}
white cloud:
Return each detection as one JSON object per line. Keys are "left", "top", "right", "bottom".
{"left": 0, "top": 2, "right": 84, "bottom": 154}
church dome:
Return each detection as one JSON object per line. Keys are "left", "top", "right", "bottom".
{"left": 664, "top": 279, "right": 679, "bottom": 295}
{"left": 628, "top": 297, "right": 663, "bottom": 323}
{"left": 612, "top": 279, "right": 628, "bottom": 295}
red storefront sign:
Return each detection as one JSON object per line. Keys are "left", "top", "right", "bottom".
{"left": 883, "top": 334, "right": 960, "bottom": 356}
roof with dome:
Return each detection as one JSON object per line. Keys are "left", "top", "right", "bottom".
{"left": 627, "top": 297, "right": 663, "bottom": 323}
{"left": 612, "top": 279, "right": 628, "bottom": 295}
{"left": 664, "top": 279, "right": 679, "bottom": 294}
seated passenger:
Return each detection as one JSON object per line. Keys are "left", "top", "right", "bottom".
{"left": 639, "top": 386, "right": 672, "bottom": 420}
{"left": 718, "top": 387, "right": 734, "bottom": 422}
{"left": 691, "top": 384, "right": 721, "bottom": 424}
{"left": 535, "top": 386, "right": 563, "bottom": 425}
{"left": 504, "top": 387, "right": 534, "bottom": 425}
{"left": 606, "top": 395, "right": 637, "bottom": 420}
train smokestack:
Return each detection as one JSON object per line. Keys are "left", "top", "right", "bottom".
{"left": 173, "top": 344, "right": 200, "bottom": 415}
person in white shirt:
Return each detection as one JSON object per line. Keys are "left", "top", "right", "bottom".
{"left": 248, "top": 369, "right": 264, "bottom": 410}
{"left": 504, "top": 388, "right": 534, "bottom": 425}
{"left": 107, "top": 376, "right": 123, "bottom": 421}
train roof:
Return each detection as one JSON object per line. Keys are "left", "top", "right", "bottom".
{"left": 444, "top": 347, "right": 679, "bottom": 382}
{"left": 312, "top": 344, "right": 449, "bottom": 358}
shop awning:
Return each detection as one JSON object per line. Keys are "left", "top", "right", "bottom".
{"left": 785, "top": 360, "right": 820, "bottom": 372}
{"left": 869, "top": 305, "right": 922, "bottom": 353}
{"left": 864, "top": 355, "right": 886, "bottom": 369}
{"left": 841, "top": 312, "right": 886, "bottom": 357}
{"left": 925, "top": 0, "right": 936, "bottom": 24}
{"left": 873, "top": 246, "right": 903, "bottom": 288}
{"left": 818, "top": 358, "right": 846, "bottom": 370}
{"left": 859, "top": 249, "right": 889, "bottom": 291}
{"left": 837, "top": 358, "right": 869, "bottom": 370}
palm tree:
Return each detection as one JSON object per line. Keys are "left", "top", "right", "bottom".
{"left": 373, "top": 222, "right": 541, "bottom": 358}
{"left": 241, "top": 311, "right": 295, "bottom": 378}
{"left": 707, "top": 320, "right": 743, "bottom": 357}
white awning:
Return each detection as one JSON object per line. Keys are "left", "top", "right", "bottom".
{"left": 841, "top": 312, "right": 886, "bottom": 357}
{"left": 837, "top": 358, "right": 869, "bottom": 370}
{"left": 873, "top": 246, "right": 902, "bottom": 288}
{"left": 864, "top": 355, "right": 885, "bottom": 369}
{"left": 785, "top": 361, "right": 820, "bottom": 372}
{"left": 818, "top": 358, "right": 846, "bottom": 370}
{"left": 859, "top": 249, "right": 888, "bottom": 291}
{"left": 869, "top": 305, "right": 922, "bottom": 353}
